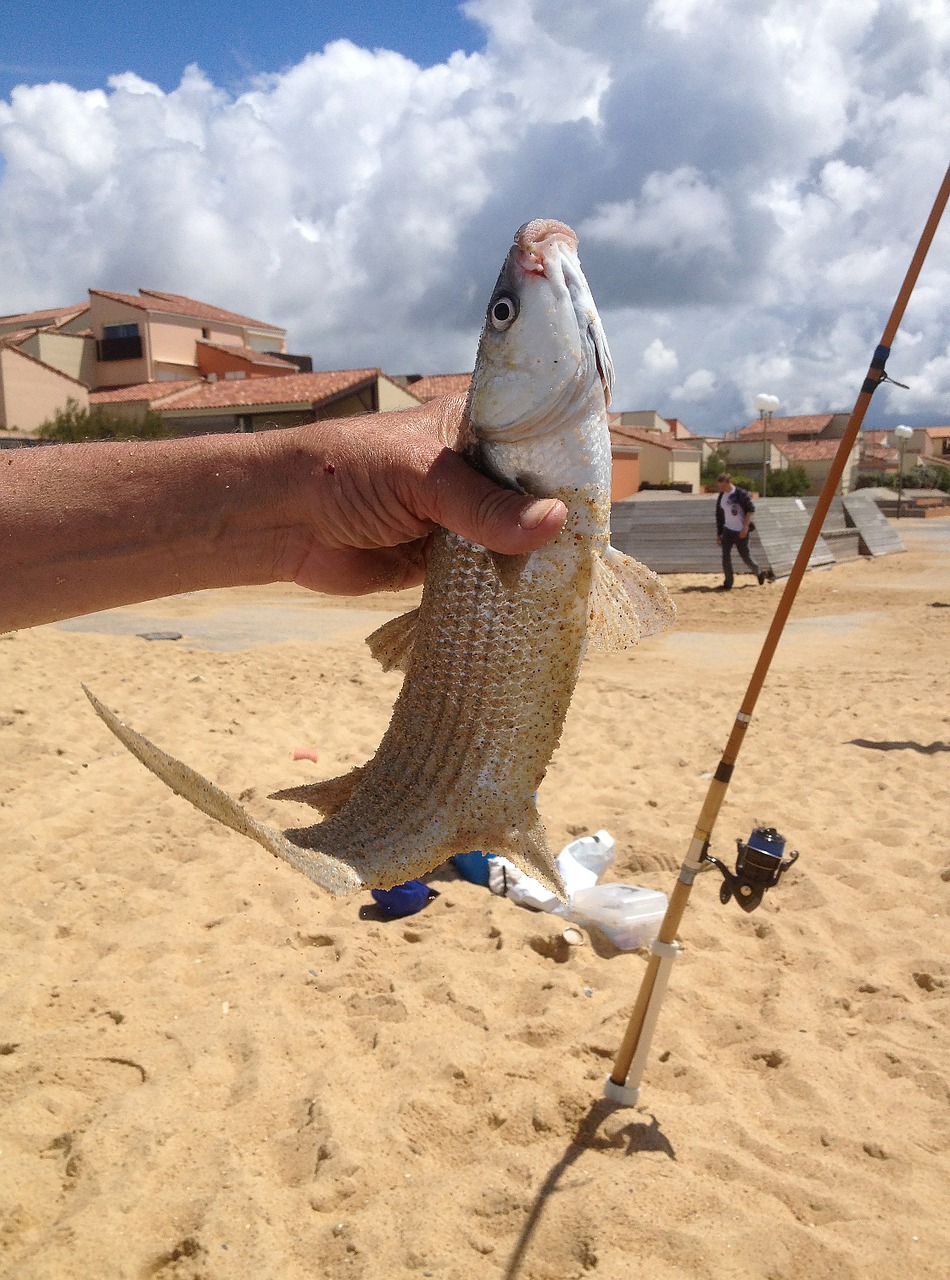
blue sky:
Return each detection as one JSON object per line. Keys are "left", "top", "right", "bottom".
{"left": 0, "top": 2, "right": 483, "bottom": 98}
{"left": 1, "top": 1, "right": 950, "bottom": 436}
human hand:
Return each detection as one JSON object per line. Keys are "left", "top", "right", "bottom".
{"left": 270, "top": 395, "right": 568, "bottom": 595}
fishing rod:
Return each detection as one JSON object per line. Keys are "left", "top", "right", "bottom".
{"left": 605, "top": 160, "right": 950, "bottom": 1108}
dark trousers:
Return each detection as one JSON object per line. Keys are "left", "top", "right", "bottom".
{"left": 720, "top": 529, "right": 760, "bottom": 587}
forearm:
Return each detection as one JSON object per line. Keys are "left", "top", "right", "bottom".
{"left": 1, "top": 430, "right": 295, "bottom": 632}
{"left": 2, "top": 398, "right": 566, "bottom": 634}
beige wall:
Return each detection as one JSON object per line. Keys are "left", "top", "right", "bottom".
{"left": 717, "top": 440, "right": 787, "bottom": 474}
{"left": 88, "top": 295, "right": 151, "bottom": 387}
{"left": 637, "top": 440, "right": 702, "bottom": 491}
{"left": 21, "top": 331, "right": 97, "bottom": 387}
{"left": 669, "top": 450, "right": 702, "bottom": 491}
{"left": 616, "top": 410, "right": 670, "bottom": 432}
{"left": 797, "top": 445, "right": 861, "bottom": 495}
{"left": 377, "top": 379, "right": 425, "bottom": 412}
{"left": 0, "top": 348, "right": 89, "bottom": 432}
{"left": 246, "top": 329, "right": 286, "bottom": 353}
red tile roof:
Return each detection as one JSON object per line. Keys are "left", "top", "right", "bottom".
{"left": 404, "top": 373, "right": 473, "bottom": 402}
{"left": 780, "top": 439, "right": 856, "bottom": 462}
{"left": 0, "top": 327, "right": 42, "bottom": 347}
{"left": 609, "top": 424, "right": 697, "bottom": 452}
{"left": 89, "top": 380, "right": 203, "bottom": 406}
{"left": 0, "top": 303, "right": 88, "bottom": 330}
{"left": 861, "top": 445, "right": 897, "bottom": 467}
{"left": 159, "top": 369, "right": 381, "bottom": 412}
{"left": 90, "top": 289, "right": 285, "bottom": 333}
{"left": 665, "top": 417, "right": 700, "bottom": 440}
{"left": 731, "top": 414, "right": 835, "bottom": 440}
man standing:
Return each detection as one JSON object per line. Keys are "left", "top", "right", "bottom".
{"left": 715, "top": 473, "right": 767, "bottom": 591}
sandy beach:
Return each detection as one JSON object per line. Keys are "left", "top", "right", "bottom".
{"left": 1, "top": 522, "right": 948, "bottom": 1280}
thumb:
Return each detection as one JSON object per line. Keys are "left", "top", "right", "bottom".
{"left": 426, "top": 451, "right": 567, "bottom": 554}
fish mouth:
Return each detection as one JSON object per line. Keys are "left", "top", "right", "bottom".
{"left": 514, "top": 219, "right": 579, "bottom": 274}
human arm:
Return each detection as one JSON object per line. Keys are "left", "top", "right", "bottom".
{"left": 0, "top": 396, "right": 566, "bottom": 633}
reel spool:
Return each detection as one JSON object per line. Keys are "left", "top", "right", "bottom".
{"left": 704, "top": 826, "right": 799, "bottom": 913}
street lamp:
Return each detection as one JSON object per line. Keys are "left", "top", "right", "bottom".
{"left": 754, "top": 393, "right": 780, "bottom": 497}
{"left": 893, "top": 423, "right": 913, "bottom": 518}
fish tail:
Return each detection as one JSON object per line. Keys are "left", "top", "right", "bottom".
{"left": 82, "top": 686, "right": 363, "bottom": 896}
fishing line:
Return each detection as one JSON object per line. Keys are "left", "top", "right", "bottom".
{"left": 605, "top": 160, "right": 950, "bottom": 1107}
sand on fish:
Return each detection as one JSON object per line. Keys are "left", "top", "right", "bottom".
{"left": 0, "top": 524, "right": 948, "bottom": 1279}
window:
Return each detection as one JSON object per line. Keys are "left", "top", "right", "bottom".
{"left": 98, "top": 321, "right": 143, "bottom": 361}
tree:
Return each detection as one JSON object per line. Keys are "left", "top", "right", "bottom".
{"left": 700, "top": 446, "right": 757, "bottom": 492}
{"left": 35, "top": 398, "right": 174, "bottom": 443}
{"left": 765, "top": 465, "right": 810, "bottom": 497}
{"left": 700, "top": 447, "right": 730, "bottom": 486}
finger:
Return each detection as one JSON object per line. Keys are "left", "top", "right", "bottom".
{"left": 422, "top": 450, "right": 567, "bottom": 554}
{"left": 294, "top": 542, "right": 429, "bottom": 596}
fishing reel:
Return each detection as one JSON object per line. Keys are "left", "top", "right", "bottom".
{"left": 704, "top": 827, "right": 798, "bottom": 913}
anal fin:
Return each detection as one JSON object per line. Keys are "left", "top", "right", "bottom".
{"left": 269, "top": 767, "right": 365, "bottom": 814}
{"left": 586, "top": 546, "right": 676, "bottom": 653}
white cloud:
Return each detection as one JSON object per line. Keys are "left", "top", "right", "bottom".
{"left": 673, "top": 368, "right": 717, "bottom": 401}
{"left": 1, "top": 0, "right": 949, "bottom": 433}
{"left": 581, "top": 168, "right": 734, "bottom": 259}
{"left": 642, "top": 338, "right": 678, "bottom": 374}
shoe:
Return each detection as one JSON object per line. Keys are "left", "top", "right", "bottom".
{"left": 757, "top": 570, "right": 767, "bottom": 585}
{"left": 715, "top": 583, "right": 732, "bottom": 591}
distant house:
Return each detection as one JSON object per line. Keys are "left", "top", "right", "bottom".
{"left": 93, "top": 368, "right": 423, "bottom": 436}
{"left": 399, "top": 373, "right": 473, "bottom": 402}
{"left": 0, "top": 289, "right": 304, "bottom": 436}
{"left": 720, "top": 413, "right": 861, "bottom": 494}
{"left": 867, "top": 424, "right": 950, "bottom": 473}
{"left": 608, "top": 410, "right": 702, "bottom": 497}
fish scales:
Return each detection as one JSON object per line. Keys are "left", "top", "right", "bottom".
{"left": 85, "top": 218, "right": 676, "bottom": 898}
{"left": 290, "top": 517, "right": 594, "bottom": 890}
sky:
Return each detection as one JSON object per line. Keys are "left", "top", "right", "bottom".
{"left": 1, "top": 0, "right": 949, "bottom": 436}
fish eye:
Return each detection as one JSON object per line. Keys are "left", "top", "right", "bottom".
{"left": 488, "top": 293, "right": 518, "bottom": 330}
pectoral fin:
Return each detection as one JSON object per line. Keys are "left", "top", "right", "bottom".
{"left": 366, "top": 608, "right": 419, "bottom": 672}
{"left": 586, "top": 546, "right": 676, "bottom": 653}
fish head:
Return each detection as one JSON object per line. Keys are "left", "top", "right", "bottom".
{"left": 466, "top": 219, "right": 614, "bottom": 465}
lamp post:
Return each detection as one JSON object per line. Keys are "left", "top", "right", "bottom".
{"left": 753, "top": 394, "right": 780, "bottom": 497}
{"left": 894, "top": 423, "right": 913, "bottom": 518}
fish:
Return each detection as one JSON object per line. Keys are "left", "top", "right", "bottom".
{"left": 85, "top": 218, "right": 676, "bottom": 898}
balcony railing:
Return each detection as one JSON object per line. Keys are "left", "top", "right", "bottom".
{"left": 97, "top": 335, "right": 143, "bottom": 362}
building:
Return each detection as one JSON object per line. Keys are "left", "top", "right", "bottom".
{"left": 608, "top": 411, "right": 702, "bottom": 497}
{"left": 116, "top": 368, "right": 423, "bottom": 436}
{"left": 720, "top": 413, "right": 861, "bottom": 494}
{"left": 0, "top": 289, "right": 303, "bottom": 436}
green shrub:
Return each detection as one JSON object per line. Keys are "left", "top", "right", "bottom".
{"left": 36, "top": 398, "right": 174, "bottom": 443}
{"left": 765, "top": 465, "right": 810, "bottom": 497}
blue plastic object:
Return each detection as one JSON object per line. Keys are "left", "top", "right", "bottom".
{"left": 370, "top": 880, "right": 434, "bottom": 918}
{"left": 451, "top": 850, "right": 495, "bottom": 886}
